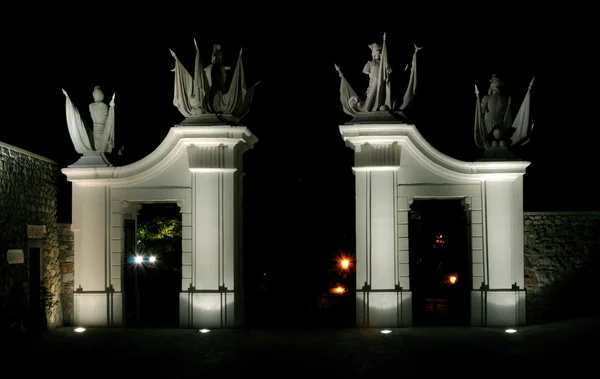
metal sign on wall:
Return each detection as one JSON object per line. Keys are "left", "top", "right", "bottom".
{"left": 7, "top": 249, "right": 24, "bottom": 264}
{"left": 27, "top": 225, "right": 46, "bottom": 239}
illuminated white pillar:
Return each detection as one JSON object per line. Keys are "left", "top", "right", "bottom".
{"left": 475, "top": 175, "right": 526, "bottom": 326}
{"left": 70, "top": 183, "right": 117, "bottom": 326}
{"left": 179, "top": 126, "right": 256, "bottom": 328}
{"left": 341, "top": 123, "right": 412, "bottom": 327}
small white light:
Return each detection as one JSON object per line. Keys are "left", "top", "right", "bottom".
{"left": 134, "top": 256, "right": 143, "bottom": 264}
{"left": 149, "top": 256, "right": 156, "bottom": 263}
{"left": 505, "top": 328, "right": 517, "bottom": 333}
{"left": 199, "top": 329, "right": 210, "bottom": 333}
{"left": 74, "top": 327, "right": 86, "bottom": 333}
{"left": 381, "top": 329, "right": 392, "bottom": 334}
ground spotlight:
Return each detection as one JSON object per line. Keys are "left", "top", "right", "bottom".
{"left": 505, "top": 328, "right": 517, "bottom": 333}
{"left": 199, "top": 329, "right": 210, "bottom": 333}
{"left": 381, "top": 329, "right": 392, "bottom": 334}
{"left": 74, "top": 327, "right": 86, "bottom": 333}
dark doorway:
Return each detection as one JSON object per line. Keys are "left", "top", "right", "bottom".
{"left": 409, "top": 199, "right": 470, "bottom": 326}
{"left": 124, "top": 203, "right": 182, "bottom": 328}
{"left": 28, "top": 246, "right": 47, "bottom": 332}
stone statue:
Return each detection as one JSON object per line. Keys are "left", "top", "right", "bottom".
{"left": 205, "top": 44, "right": 230, "bottom": 95}
{"left": 474, "top": 74, "right": 535, "bottom": 150}
{"left": 62, "top": 86, "right": 115, "bottom": 161}
{"left": 170, "top": 39, "right": 259, "bottom": 125}
{"left": 335, "top": 33, "right": 423, "bottom": 121}
{"left": 362, "top": 43, "right": 391, "bottom": 108}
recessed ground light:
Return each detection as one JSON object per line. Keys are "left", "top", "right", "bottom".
{"left": 199, "top": 329, "right": 210, "bottom": 333}
{"left": 505, "top": 328, "right": 517, "bottom": 333}
{"left": 381, "top": 330, "right": 392, "bottom": 334}
{"left": 74, "top": 327, "right": 86, "bottom": 333}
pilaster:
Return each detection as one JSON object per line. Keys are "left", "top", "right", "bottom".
{"left": 71, "top": 183, "right": 113, "bottom": 326}
{"left": 179, "top": 126, "right": 256, "bottom": 329}
{"left": 343, "top": 123, "right": 412, "bottom": 327}
{"left": 474, "top": 176, "right": 526, "bottom": 326}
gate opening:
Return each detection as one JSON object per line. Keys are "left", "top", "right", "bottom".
{"left": 124, "top": 203, "right": 182, "bottom": 328}
{"left": 409, "top": 199, "right": 470, "bottom": 326}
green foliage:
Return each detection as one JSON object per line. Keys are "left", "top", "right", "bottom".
{"left": 136, "top": 217, "right": 182, "bottom": 252}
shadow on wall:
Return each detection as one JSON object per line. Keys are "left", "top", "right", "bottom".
{"left": 525, "top": 213, "right": 600, "bottom": 323}
{"left": 532, "top": 253, "right": 600, "bottom": 323}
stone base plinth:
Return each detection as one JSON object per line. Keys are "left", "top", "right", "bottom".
{"left": 74, "top": 292, "right": 122, "bottom": 327}
{"left": 479, "top": 147, "right": 520, "bottom": 161}
{"left": 179, "top": 291, "right": 239, "bottom": 328}
{"left": 68, "top": 154, "right": 112, "bottom": 168}
{"left": 177, "top": 113, "right": 241, "bottom": 126}
{"left": 471, "top": 290, "right": 526, "bottom": 326}
{"left": 356, "top": 290, "right": 412, "bottom": 327}
{"left": 347, "top": 111, "right": 407, "bottom": 124}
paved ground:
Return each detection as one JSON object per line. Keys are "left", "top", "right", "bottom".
{"left": 6, "top": 317, "right": 599, "bottom": 378}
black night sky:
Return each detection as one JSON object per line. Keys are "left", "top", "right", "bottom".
{"left": 4, "top": 29, "right": 598, "bottom": 322}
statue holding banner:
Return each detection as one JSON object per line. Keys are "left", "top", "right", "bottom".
{"left": 334, "top": 33, "right": 423, "bottom": 121}
{"left": 170, "top": 39, "right": 260, "bottom": 125}
{"left": 474, "top": 73, "right": 535, "bottom": 153}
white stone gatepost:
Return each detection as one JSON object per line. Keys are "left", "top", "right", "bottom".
{"left": 179, "top": 124, "right": 255, "bottom": 329}
{"left": 340, "top": 121, "right": 529, "bottom": 327}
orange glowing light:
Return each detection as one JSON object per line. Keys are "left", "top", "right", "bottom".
{"left": 448, "top": 275, "right": 458, "bottom": 284}
{"left": 330, "top": 286, "right": 347, "bottom": 294}
{"left": 335, "top": 252, "right": 355, "bottom": 273}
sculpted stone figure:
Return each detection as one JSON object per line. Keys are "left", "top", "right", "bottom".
{"left": 63, "top": 86, "right": 115, "bottom": 158}
{"left": 205, "top": 44, "right": 230, "bottom": 96}
{"left": 335, "top": 33, "right": 422, "bottom": 121}
{"left": 481, "top": 74, "right": 511, "bottom": 147}
{"left": 474, "top": 74, "right": 535, "bottom": 150}
{"left": 362, "top": 43, "right": 392, "bottom": 108}
{"left": 170, "top": 39, "right": 259, "bottom": 125}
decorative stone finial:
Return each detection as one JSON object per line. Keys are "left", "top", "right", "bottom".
{"left": 92, "top": 85, "right": 104, "bottom": 101}
{"left": 62, "top": 85, "right": 116, "bottom": 167}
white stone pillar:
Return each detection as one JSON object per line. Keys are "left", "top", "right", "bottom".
{"left": 477, "top": 175, "right": 527, "bottom": 326}
{"left": 179, "top": 126, "right": 256, "bottom": 328}
{"left": 71, "top": 183, "right": 114, "bottom": 326}
{"left": 341, "top": 123, "right": 412, "bottom": 327}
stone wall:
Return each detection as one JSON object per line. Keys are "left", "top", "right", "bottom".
{"left": 58, "top": 223, "right": 74, "bottom": 325}
{"left": 0, "top": 142, "right": 63, "bottom": 333}
{"left": 524, "top": 212, "right": 600, "bottom": 324}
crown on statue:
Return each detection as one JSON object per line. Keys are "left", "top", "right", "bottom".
{"left": 489, "top": 73, "right": 504, "bottom": 86}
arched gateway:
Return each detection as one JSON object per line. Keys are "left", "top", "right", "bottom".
{"left": 335, "top": 34, "right": 534, "bottom": 327}
{"left": 61, "top": 42, "right": 258, "bottom": 328}
{"left": 62, "top": 35, "right": 533, "bottom": 329}
{"left": 339, "top": 122, "right": 528, "bottom": 327}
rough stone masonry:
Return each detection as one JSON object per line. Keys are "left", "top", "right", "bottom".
{"left": 0, "top": 142, "right": 63, "bottom": 332}
{"left": 524, "top": 212, "right": 600, "bottom": 323}
{"left": 58, "top": 223, "right": 74, "bottom": 325}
